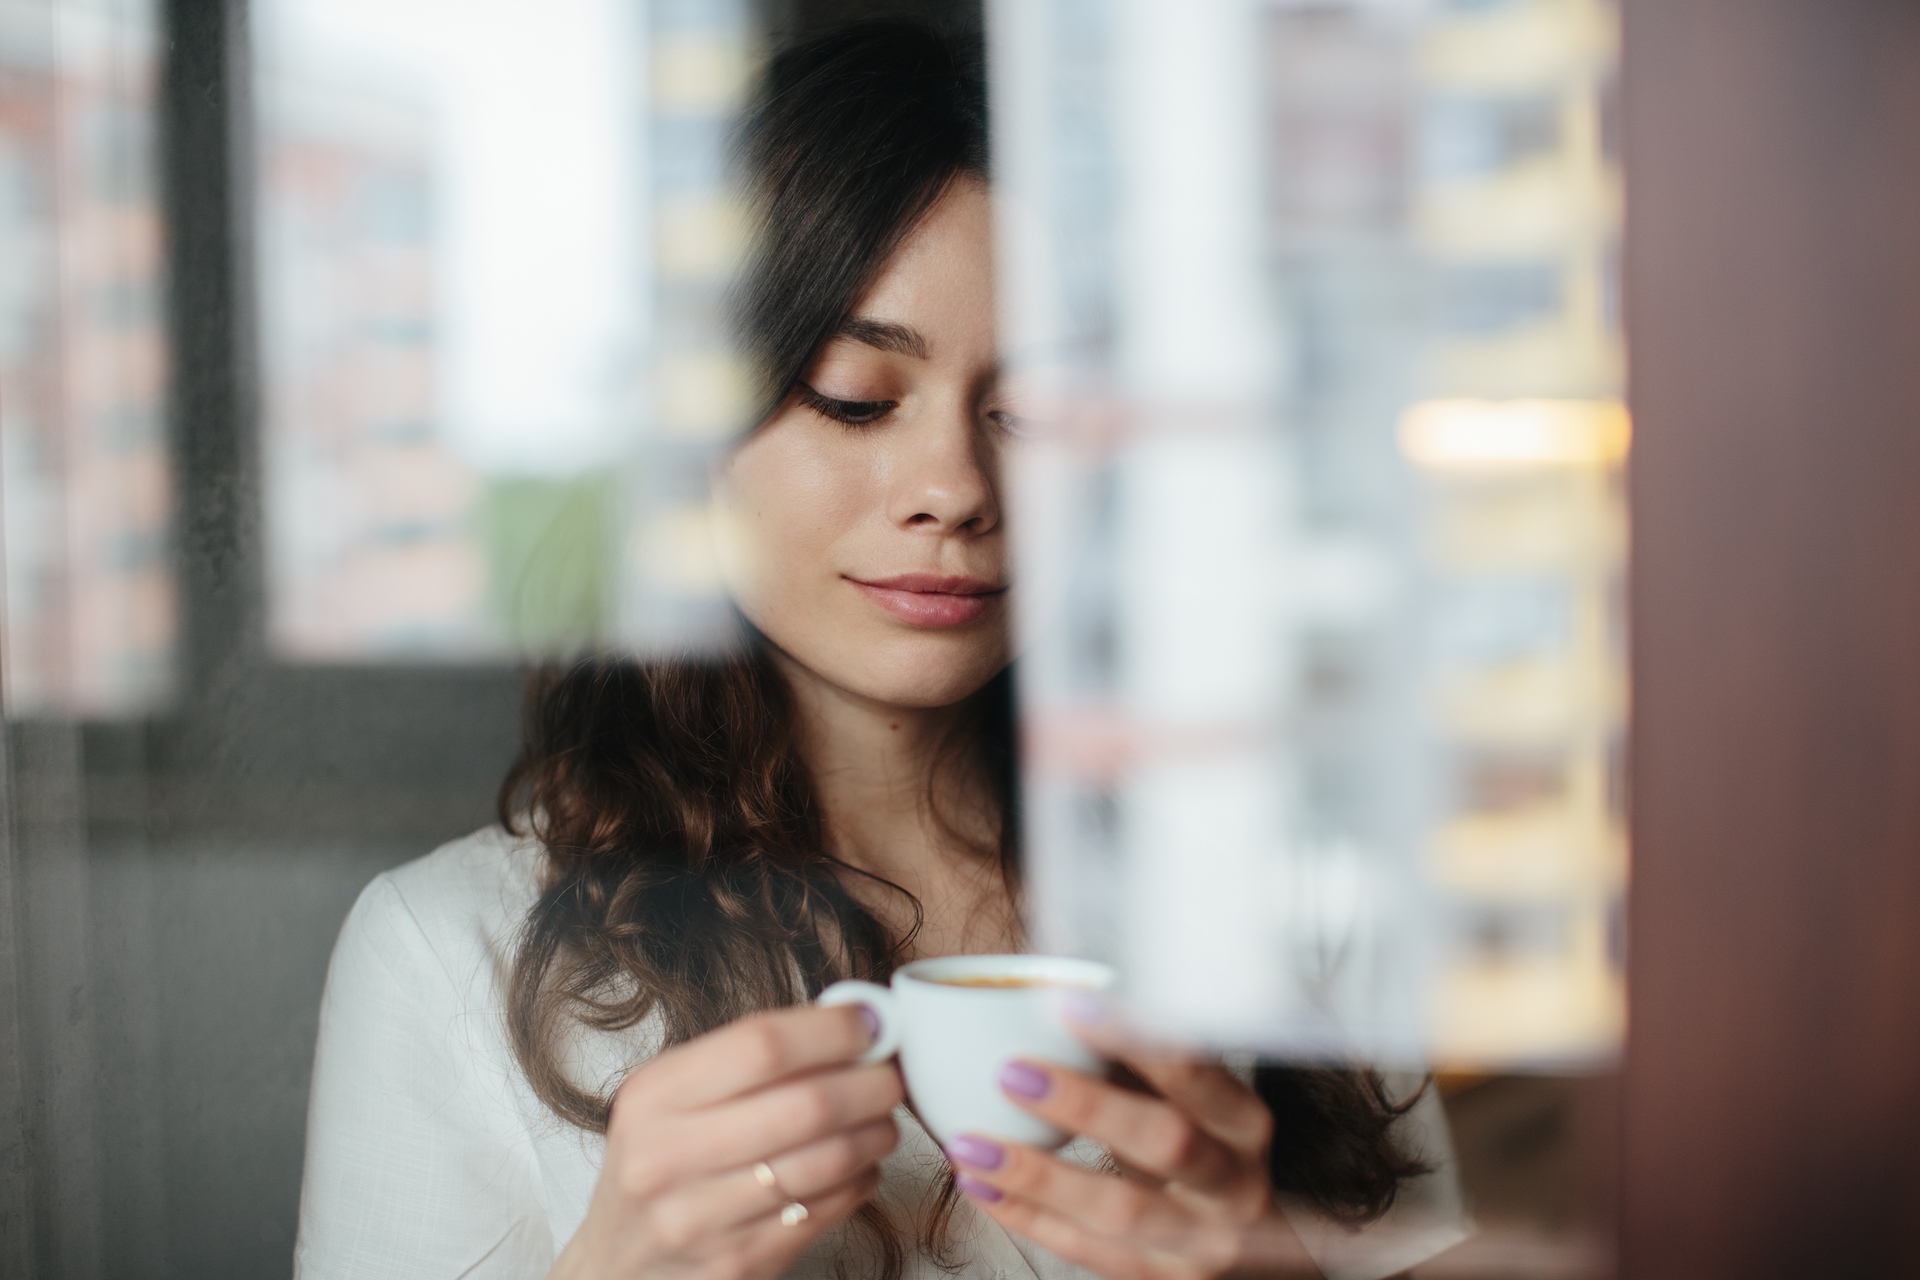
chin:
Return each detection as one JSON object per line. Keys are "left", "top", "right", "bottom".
{"left": 852, "top": 645, "right": 1008, "bottom": 709}
{"left": 787, "top": 630, "right": 1009, "bottom": 711}
{"left": 737, "top": 590, "right": 1011, "bottom": 710}
{"left": 869, "top": 674, "right": 1000, "bottom": 710}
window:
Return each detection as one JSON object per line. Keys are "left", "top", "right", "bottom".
{"left": 0, "top": 0, "right": 171, "bottom": 716}
{"left": 997, "top": 0, "right": 1626, "bottom": 1063}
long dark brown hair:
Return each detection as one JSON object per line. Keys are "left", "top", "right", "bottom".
{"left": 501, "top": 21, "right": 1426, "bottom": 1274}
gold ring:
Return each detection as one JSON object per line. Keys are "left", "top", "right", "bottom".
{"left": 780, "top": 1200, "right": 809, "bottom": 1227}
{"left": 753, "top": 1161, "right": 779, "bottom": 1192}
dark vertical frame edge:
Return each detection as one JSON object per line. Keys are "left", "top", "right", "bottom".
{"left": 161, "top": 0, "right": 264, "bottom": 702}
{"left": 0, "top": 626, "right": 29, "bottom": 1280}
{"left": 1621, "top": 0, "right": 1920, "bottom": 1275}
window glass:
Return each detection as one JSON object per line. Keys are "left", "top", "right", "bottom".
{"left": 253, "top": 0, "right": 653, "bottom": 659}
{"left": 996, "top": 0, "right": 1625, "bottom": 1064}
{"left": 0, "top": 2, "right": 1628, "bottom": 1267}
{"left": 0, "top": 0, "right": 170, "bottom": 715}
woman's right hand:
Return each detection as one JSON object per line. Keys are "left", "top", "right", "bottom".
{"left": 550, "top": 1003, "right": 903, "bottom": 1280}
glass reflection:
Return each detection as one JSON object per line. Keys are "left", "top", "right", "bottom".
{"left": 0, "top": 3, "right": 1627, "bottom": 1273}
{"left": 0, "top": 0, "right": 170, "bottom": 715}
{"left": 254, "top": 0, "right": 649, "bottom": 659}
{"left": 996, "top": 0, "right": 1625, "bottom": 1063}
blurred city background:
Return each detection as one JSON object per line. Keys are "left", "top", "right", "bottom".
{"left": 15, "top": 0, "right": 1912, "bottom": 1276}
{"left": 1, "top": 0, "right": 170, "bottom": 717}
{"left": 2, "top": 0, "right": 1624, "bottom": 1058}
{"left": 1001, "top": 0, "right": 1623, "bottom": 1068}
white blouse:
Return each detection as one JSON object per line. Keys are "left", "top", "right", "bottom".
{"left": 294, "top": 827, "right": 1471, "bottom": 1280}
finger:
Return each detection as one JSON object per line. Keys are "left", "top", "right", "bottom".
{"left": 610, "top": 1063, "right": 902, "bottom": 1193}
{"left": 619, "top": 1005, "right": 877, "bottom": 1113}
{"left": 761, "top": 1114, "right": 899, "bottom": 1202}
{"left": 971, "top": 1192, "right": 1159, "bottom": 1280}
{"left": 688, "top": 1115, "right": 900, "bottom": 1236}
{"left": 1111, "top": 1057, "right": 1272, "bottom": 1155}
{"left": 702, "top": 1063, "right": 903, "bottom": 1167}
{"left": 943, "top": 1135, "right": 1196, "bottom": 1247}
{"left": 1065, "top": 1001, "right": 1271, "bottom": 1151}
{"left": 966, "top": 1190, "right": 1219, "bottom": 1280}
{"left": 723, "top": 1165, "right": 884, "bottom": 1274}
{"left": 995, "top": 1061, "right": 1243, "bottom": 1191}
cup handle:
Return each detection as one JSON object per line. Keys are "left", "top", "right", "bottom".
{"left": 817, "top": 980, "right": 899, "bottom": 1064}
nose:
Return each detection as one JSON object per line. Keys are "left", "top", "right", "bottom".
{"left": 884, "top": 408, "right": 1000, "bottom": 536}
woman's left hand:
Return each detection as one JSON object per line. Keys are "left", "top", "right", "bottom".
{"left": 941, "top": 1013, "right": 1320, "bottom": 1280}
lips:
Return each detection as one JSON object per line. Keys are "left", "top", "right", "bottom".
{"left": 847, "top": 573, "right": 1007, "bottom": 627}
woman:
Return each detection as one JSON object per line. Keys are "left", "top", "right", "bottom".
{"left": 295, "top": 22, "right": 1469, "bottom": 1280}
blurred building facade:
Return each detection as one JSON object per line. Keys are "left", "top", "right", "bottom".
{"left": 253, "top": 0, "right": 669, "bottom": 663}
{"left": 0, "top": 0, "right": 171, "bottom": 717}
{"left": 256, "top": 75, "right": 489, "bottom": 659}
{"left": 0, "top": 0, "right": 1624, "bottom": 1065}
{"left": 1406, "top": 0, "right": 1624, "bottom": 1063}
{"left": 1267, "top": 0, "right": 1624, "bottom": 1058}
{"left": 1003, "top": 0, "right": 1625, "bottom": 1064}
{"left": 620, "top": 0, "right": 751, "bottom": 651}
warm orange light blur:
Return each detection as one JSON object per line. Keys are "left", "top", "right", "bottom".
{"left": 1399, "top": 398, "right": 1631, "bottom": 470}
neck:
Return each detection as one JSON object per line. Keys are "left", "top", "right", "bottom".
{"left": 771, "top": 649, "right": 1012, "bottom": 958}
{"left": 774, "top": 649, "right": 966, "bottom": 880}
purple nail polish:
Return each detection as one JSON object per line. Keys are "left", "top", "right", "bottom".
{"left": 944, "top": 1134, "right": 1005, "bottom": 1171}
{"left": 858, "top": 1004, "right": 882, "bottom": 1046}
{"left": 999, "top": 1060, "right": 1051, "bottom": 1100}
{"left": 955, "top": 1171, "right": 1003, "bottom": 1203}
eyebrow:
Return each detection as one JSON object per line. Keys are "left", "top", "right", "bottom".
{"left": 837, "top": 316, "right": 929, "bottom": 360}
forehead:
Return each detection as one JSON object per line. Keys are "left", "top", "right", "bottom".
{"left": 844, "top": 178, "right": 994, "bottom": 356}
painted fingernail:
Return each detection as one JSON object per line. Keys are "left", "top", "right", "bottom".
{"left": 1063, "top": 990, "right": 1108, "bottom": 1025}
{"left": 858, "top": 1004, "right": 882, "bottom": 1046}
{"left": 944, "top": 1134, "right": 1005, "bottom": 1171}
{"left": 955, "top": 1171, "right": 1003, "bottom": 1203}
{"left": 999, "top": 1060, "right": 1051, "bottom": 1100}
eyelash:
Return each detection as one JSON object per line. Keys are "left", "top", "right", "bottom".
{"left": 796, "top": 384, "right": 1027, "bottom": 435}
{"left": 797, "top": 384, "right": 897, "bottom": 427}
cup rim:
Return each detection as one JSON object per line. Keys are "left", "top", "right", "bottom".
{"left": 896, "top": 953, "right": 1115, "bottom": 990}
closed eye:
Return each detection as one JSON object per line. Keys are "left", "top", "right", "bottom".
{"left": 797, "top": 383, "right": 897, "bottom": 427}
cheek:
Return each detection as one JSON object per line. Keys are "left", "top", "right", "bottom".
{"left": 718, "top": 422, "right": 872, "bottom": 609}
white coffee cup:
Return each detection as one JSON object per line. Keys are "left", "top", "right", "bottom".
{"left": 818, "top": 954, "right": 1115, "bottom": 1149}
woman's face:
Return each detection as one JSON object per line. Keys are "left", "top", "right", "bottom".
{"left": 717, "top": 177, "right": 1010, "bottom": 711}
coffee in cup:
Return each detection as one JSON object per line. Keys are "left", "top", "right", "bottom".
{"left": 818, "top": 954, "right": 1115, "bottom": 1149}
